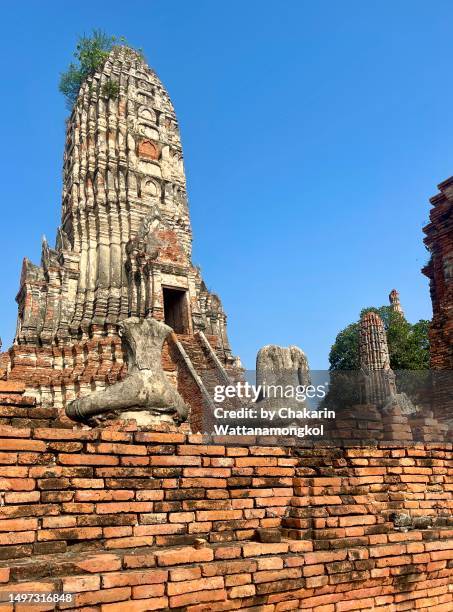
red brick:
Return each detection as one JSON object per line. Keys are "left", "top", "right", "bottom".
{"left": 96, "top": 502, "right": 152, "bottom": 514}
{"left": 102, "top": 597, "right": 168, "bottom": 611}
{"left": 0, "top": 531, "right": 35, "bottom": 545}
{"left": 242, "top": 542, "right": 289, "bottom": 556}
{"left": 34, "top": 429, "right": 98, "bottom": 440}
{"left": 52, "top": 500, "right": 90, "bottom": 514}
{"left": 304, "top": 550, "right": 347, "bottom": 564}
{"left": 69, "top": 586, "right": 131, "bottom": 606}
{"left": 229, "top": 584, "right": 256, "bottom": 598}
{"left": 0, "top": 381, "right": 25, "bottom": 393}
{"left": 75, "top": 490, "right": 134, "bottom": 502}
{"left": 62, "top": 575, "right": 100, "bottom": 592}
{"left": 0, "top": 439, "right": 45, "bottom": 451}
{"left": 369, "top": 544, "right": 406, "bottom": 558}
{"left": 123, "top": 553, "right": 156, "bottom": 569}
{"left": 430, "top": 550, "right": 453, "bottom": 561}
{"left": 71, "top": 478, "right": 104, "bottom": 489}
{"left": 255, "top": 568, "right": 301, "bottom": 583}
{"left": 87, "top": 443, "right": 147, "bottom": 456}
{"left": 224, "top": 572, "right": 251, "bottom": 587}
{"left": 100, "top": 431, "right": 132, "bottom": 442}
{"left": 178, "top": 445, "right": 225, "bottom": 456}
{"left": 135, "top": 432, "right": 185, "bottom": 443}
{"left": 183, "top": 468, "right": 231, "bottom": 477}
{"left": 149, "top": 455, "right": 200, "bottom": 466}
{"left": 196, "top": 510, "right": 241, "bottom": 521}
{"left": 121, "top": 456, "right": 149, "bottom": 466}
{"left": 42, "top": 516, "right": 76, "bottom": 528}
{"left": 38, "top": 527, "right": 102, "bottom": 541}
{"left": 169, "top": 588, "right": 226, "bottom": 607}
{"left": 156, "top": 546, "right": 214, "bottom": 566}
{"left": 214, "top": 546, "right": 242, "bottom": 560}
{"left": 181, "top": 478, "right": 227, "bottom": 488}
{"left": 0, "top": 452, "right": 17, "bottom": 464}
{"left": 0, "top": 478, "right": 35, "bottom": 491}
{"left": 102, "top": 569, "right": 167, "bottom": 588}
{"left": 0, "top": 426, "right": 30, "bottom": 438}
{"left": 0, "top": 518, "right": 38, "bottom": 531}
{"left": 170, "top": 567, "right": 202, "bottom": 581}
{"left": 288, "top": 541, "right": 313, "bottom": 553}
{"left": 167, "top": 576, "right": 224, "bottom": 595}
{"left": 375, "top": 555, "right": 412, "bottom": 567}
{"left": 103, "top": 526, "right": 132, "bottom": 539}
{"left": 132, "top": 584, "right": 166, "bottom": 598}
{"left": 0, "top": 569, "right": 10, "bottom": 583}
{"left": 257, "top": 558, "right": 284, "bottom": 570}
{"left": 0, "top": 580, "right": 55, "bottom": 593}
{"left": 59, "top": 454, "right": 118, "bottom": 466}
{"left": 134, "top": 524, "right": 183, "bottom": 537}
{"left": 336, "top": 599, "right": 375, "bottom": 611}
{"left": 168, "top": 511, "right": 194, "bottom": 523}
{"left": 105, "top": 536, "right": 152, "bottom": 549}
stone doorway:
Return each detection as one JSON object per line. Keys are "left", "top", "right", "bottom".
{"left": 162, "top": 287, "right": 190, "bottom": 334}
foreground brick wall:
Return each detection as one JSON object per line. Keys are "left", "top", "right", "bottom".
{"left": 0, "top": 416, "right": 451, "bottom": 611}
{"left": 0, "top": 429, "right": 451, "bottom": 558}
{"left": 1, "top": 535, "right": 452, "bottom": 611}
{"left": 0, "top": 430, "right": 296, "bottom": 557}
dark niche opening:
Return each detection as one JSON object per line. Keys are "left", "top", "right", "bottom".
{"left": 162, "top": 287, "right": 190, "bottom": 334}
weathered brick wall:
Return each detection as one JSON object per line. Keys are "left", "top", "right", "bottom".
{"left": 0, "top": 429, "right": 451, "bottom": 559}
{"left": 0, "top": 429, "right": 295, "bottom": 558}
{"left": 0, "top": 416, "right": 452, "bottom": 611}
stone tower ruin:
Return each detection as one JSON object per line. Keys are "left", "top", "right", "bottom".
{"left": 1, "top": 46, "right": 239, "bottom": 427}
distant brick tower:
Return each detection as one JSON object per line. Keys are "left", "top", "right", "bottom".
{"left": 389, "top": 289, "right": 404, "bottom": 316}
{"left": 422, "top": 176, "right": 453, "bottom": 422}
{"left": 3, "top": 46, "right": 239, "bottom": 425}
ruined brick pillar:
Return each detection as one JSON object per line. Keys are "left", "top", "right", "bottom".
{"left": 422, "top": 176, "right": 453, "bottom": 425}
{"left": 358, "top": 312, "right": 413, "bottom": 440}
{"left": 359, "top": 311, "right": 397, "bottom": 406}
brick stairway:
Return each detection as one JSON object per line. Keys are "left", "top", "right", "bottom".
{"left": 177, "top": 334, "right": 244, "bottom": 432}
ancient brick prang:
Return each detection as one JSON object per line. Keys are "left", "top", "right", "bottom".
{"left": 423, "top": 176, "right": 453, "bottom": 424}
{"left": 2, "top": 46, "right": 240, "bottom": 423}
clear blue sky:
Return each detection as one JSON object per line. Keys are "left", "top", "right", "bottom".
{"left": 1, "top": 1, "right": 452, "bottom": 368}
